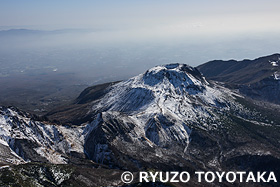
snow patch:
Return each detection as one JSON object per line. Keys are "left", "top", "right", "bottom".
{"left": 50, "top": 166, "right": 72, "bottom": 185}
{"left": 0, "top": 165, "right": 9, "bottom": 170}
{"left": 34, "top": 147, "right": 67, "bottom": 164}
{"left": 273, "top": 72, "right": 280, "bottom": 80}
{"left": 271, "top": 61, "right": 279, "bottom": 67}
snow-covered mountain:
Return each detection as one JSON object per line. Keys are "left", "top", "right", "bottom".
{"left": 1, "top": 63, "right": 280, "bottom": 186}
{"left": 82, "top": 64, "right": 279, "bottom": 169}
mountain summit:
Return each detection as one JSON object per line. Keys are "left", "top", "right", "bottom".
{"left": 91, "top": 63, "right": 234, "bottom": 125}
{"left": 81, "top": 63, "right": 279, "bottom": 170}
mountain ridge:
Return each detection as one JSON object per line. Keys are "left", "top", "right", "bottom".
{"left": 197, "top": 53, "right": 280, "bottom": 104}
{"left": 197, "top": 53, "right": 280, "bottom": 84}
{"left": 1, "top": 57, "right": 280, "bottom": 186}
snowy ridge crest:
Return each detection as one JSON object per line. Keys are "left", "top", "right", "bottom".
{"left": 142, "top": 63, "right": 207, "bottom": 88}
{"left": 92, "top": 63, "right": 231, "bottom": 118}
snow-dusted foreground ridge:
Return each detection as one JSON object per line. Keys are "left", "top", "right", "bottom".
{"left": 0, "top": 106, "right": 85, "bottom": 165}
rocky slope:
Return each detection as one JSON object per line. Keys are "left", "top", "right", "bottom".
{"left": 80, "top": 64, "right": 280, "bottom": 171}
{"left": 1, "top": 63, "right": 280, "bottom": 186}
{"left": 0, "top": 106, "right": 86, "bottom": 165}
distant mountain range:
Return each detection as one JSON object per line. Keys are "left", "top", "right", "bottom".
{"left": 0, "top": 28, "right": 110, "bottom": 36}
{"left": 1, "top": 55, "right": 280, "bottom": 186}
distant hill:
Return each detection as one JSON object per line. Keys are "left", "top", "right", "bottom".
{"left": 0, "top": 28, "right": 95, "bottom": 38}
{"left": 197, "top": 53, "right": 280, "bottom": 84}
{"left": 197, "top": 54, "right": 280, "bottom": 104}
